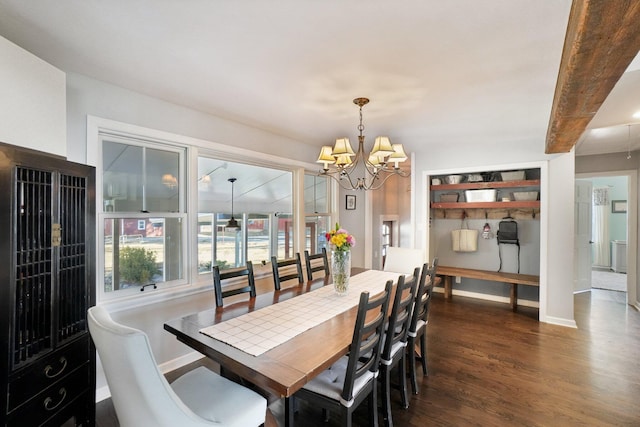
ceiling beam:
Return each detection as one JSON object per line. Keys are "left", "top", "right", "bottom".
{"left": 546, "top": 0, "right": 640, "bottom": 154}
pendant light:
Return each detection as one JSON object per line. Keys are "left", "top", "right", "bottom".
{"left": 227, "top": 178, "right": 240, "bottom": 231}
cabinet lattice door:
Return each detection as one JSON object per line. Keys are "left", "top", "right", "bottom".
{"left": 1, "top": 142, "right": 96, "bottom": 427}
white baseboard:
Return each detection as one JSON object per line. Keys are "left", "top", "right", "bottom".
{"left": 95, "top": 351, "right": 206, "bottom": 403}
{"left": 158, "top": 351, "right": 206, "bottom": 374}
{"left": 545, "top": 316, "right": 578, "bottom": 328}
{"left": 95, "top": 385, "right": 111, "bottom": 403}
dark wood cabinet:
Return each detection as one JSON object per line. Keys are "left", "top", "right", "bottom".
{"left": 0, "top": 142, "right": 95, "bottom": 426}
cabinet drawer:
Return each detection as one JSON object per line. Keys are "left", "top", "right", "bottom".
{"left": 6, "top": 365, "right": 90, "bottom": 427}
{"left": 8, "top": 335, "right": 90, "bottom": 411}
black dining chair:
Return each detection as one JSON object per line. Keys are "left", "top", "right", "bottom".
{"left": 271, "top": 254, "right": 304, "bottom": 290}
{"left": 213, "top": 261, "right": 256, "bottom": 308}
{"left": 379, "top": 268, "right": 419, "bottom": 426}
{"left": 287, "top": 281, "right": 393, "bottom": 427}
{"left": 304, "top": 248, "right": 330, "bottom": 281}
{"left": 408, "top": 258, "right": 438, "bottom": 394}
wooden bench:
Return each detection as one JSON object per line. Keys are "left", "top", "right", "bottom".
{"left": 437, "top": 265, "right": 539, "bottom": 311}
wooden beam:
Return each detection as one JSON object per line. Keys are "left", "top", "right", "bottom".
{"left": 546, "top": 0, "right": 640, "bottom": 154}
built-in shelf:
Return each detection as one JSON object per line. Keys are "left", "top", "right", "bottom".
{"left": 430, "top": 175, "right": 541, "bottom": 219}
{"left": 431, "top": 200, "right": 540, "bottom": 209}
{"left": 431, "top": 179, "right": 540, "bottom": 191}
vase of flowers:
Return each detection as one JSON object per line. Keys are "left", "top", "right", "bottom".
{"left": 326, "top": 224, "right": 356, "bottom": 295}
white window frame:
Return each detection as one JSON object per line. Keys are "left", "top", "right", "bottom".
{"left": 87, "top": 116, "right": 322, "bottom": 310}
{"left": 97, "top": 132, "right": 189, "bottom": 303}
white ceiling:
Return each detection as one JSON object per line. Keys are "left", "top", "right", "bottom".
{"left": 0, "top": 0, "right": 637, "bottom": 160}
{"left": 575, "top": 63, "right": 640, "bottom": 157}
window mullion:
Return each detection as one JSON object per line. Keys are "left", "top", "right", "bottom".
{"left": 142, "top": 147, "right": 147, "bottom": 212}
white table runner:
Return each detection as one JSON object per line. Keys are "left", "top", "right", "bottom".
{"left": 199, "top": 269, "right": 401, "bottom": 356}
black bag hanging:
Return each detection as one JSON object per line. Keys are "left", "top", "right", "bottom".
{"left": 496, "top": 216, "right": 520, "bottom": 272}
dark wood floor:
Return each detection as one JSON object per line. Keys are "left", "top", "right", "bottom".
{"left": 94, "top": 289, "right": 640, "bottom": 426}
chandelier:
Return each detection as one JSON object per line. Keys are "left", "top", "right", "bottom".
{"left": 316, "top": 97, "right": 409, "bottom": 190}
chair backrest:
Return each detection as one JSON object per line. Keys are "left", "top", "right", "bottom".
{"left": 381, "top": 268, "right": 419, "bottom": 362}
{"left": 383, "top": 247, "right": 424, "bottom": 274}
{"left": 409, "top": 258, "right": 438, "bottom": 335}
{"left": 271, "top": 254, "right": 304, "bottom": 290}
{"left": 87, "top": 306, "right": 207, "bottom": 427}
{"left": 213, "top": 261, "right": 256, "bottom": 307}
{"left": 304, "top": 248, "right": 329, "bottom": 281}
{"left": 341, "top": 281, "right": 393, "bottom": 405}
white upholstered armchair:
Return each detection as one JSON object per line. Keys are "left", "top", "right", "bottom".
{"left": 87, "top": 306, "right": 267, "bottom": 427}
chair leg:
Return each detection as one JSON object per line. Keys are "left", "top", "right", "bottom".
{"left": 370, "top": 380, "right": 379, "bottom": 427}
{"left": 398, "top": 353, "right": 409, "bottom": 409}
{"left": 408, "top": 338, "right": 419, "bottom": 395}
{"left": 381, "top": 366, "right": 393, "bottom": 427}
{"left": 419, "top": 333, "right": 428, "bottom": 376}
{"left": 322, "top": 408, "right": 329, "bottom": 422}
{"left": 342, "top": 408, "right": 353, "bottom": 427}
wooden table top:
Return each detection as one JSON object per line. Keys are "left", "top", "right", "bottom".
{"left": 164, "top": 267, "right": 395, "bottom": 398}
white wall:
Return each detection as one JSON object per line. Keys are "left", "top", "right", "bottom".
{"left": 337, "top": 189, "right": 367, "bottom": 267}
{"left": 545, "top": 152, "right": 575, "bottom": 325}
{"left": 0, "top": 36, "right": 66, "bottom": 156}
{"left": 66, "top": 72, "right": 318, "bottom": 165}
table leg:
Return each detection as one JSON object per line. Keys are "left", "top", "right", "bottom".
{"left": 285, "top": 396, "right": 295, "bottom": 427}
{"left": 510, "top": 284, "right": 518, "bottom": 311}
{"left": 444, "top": 275, "right": 452, "bottom": 299}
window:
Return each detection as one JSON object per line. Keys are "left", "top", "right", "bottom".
{"left": 100, "top": 135, "right": 187, "bottom": 295}
{"left": 91, "top": 116, "right": 335, "bottom": 303}
{"left": 197, "top": 156, "right": 293, "bottom": 272}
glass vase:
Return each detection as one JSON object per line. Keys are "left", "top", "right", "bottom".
{"left": 331, "top": 249, "right": 351, "bottom": 295}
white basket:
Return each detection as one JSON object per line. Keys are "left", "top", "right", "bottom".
{"left": 445, "top": 175, "right": 463, "bottom": 184}
{"left": 440, "top": 193, "right": 459, "bottom": 202}
{"left": 513, "top": 191, "right": 538, "bottom": 201}
{"left": 501, "top": 171, "right": 525, "bottom": 181}
{"left": 464, "top": 189, "right": 497, "bottom": 202}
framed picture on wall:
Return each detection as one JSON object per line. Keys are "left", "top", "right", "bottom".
{"left": 612, "top": 200, "right": 627, "bottom": 213}
{"left": 345, "top": 194, "right": 356, "bottom": 210}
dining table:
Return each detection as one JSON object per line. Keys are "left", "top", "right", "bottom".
{"left": 163, "top": 267, "right": 405, "bottom": 427}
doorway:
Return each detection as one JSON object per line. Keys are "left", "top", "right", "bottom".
{"left": 575, "top": 172, "right": 637, "bottom": 301}
{"left": 379, "top": 215, "right": 399, "bottom": 270}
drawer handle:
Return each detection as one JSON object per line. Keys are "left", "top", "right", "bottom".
{"left": 44, "top": 356, "right": 67, "bottom": 378}
{"left": 43, "top": 387, "right": 67, "bottom": 411}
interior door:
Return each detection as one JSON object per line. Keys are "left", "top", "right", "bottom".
{"left": 574, "top": 179, "right": 593, "bottom": 292}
